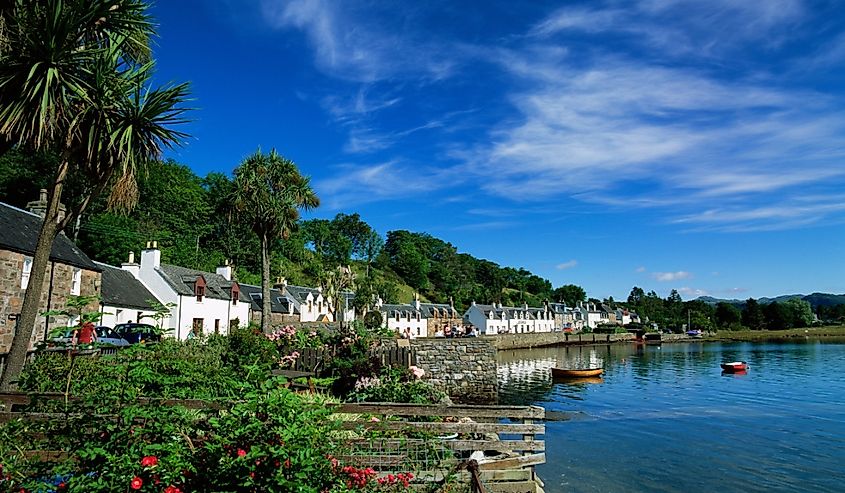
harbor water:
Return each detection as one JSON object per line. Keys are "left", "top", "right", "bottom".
{"left": 497, "top": 339, "right": 845, "bottom": 493}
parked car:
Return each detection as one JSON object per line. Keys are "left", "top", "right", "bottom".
{"left": 45, "top": 325, "right": 131, "bottom": 350}
{"left": 113, "top": 323, "right": 161, "bottom": 344}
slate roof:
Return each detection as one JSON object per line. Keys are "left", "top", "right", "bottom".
{"left": 95, "top": 262, "right": 160, "bottom": 310}
{"left": 0, "top": 202, "right": 99, "bottom": 271}
{"left": 381, "top": 303, "right": 421, "bottom": 318}
{"left": 284, "top": 284, "right": 323, "bottom": 303}
{"left": 419, "top": 303, "right": 459, "bottom": 318}
{"left": 157, "top": 264, "right": 249, "bottom": 302}
{"left": 239, "top": 283, "right": 298, "bottom": 314}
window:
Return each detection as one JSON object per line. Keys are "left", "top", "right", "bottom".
{"left": 214, "top": 319, "right": 220, "bottom": 334}
{"left": 231, "top": 284, "right": 239, "bottom": 305}
{"left": 21, "top": 256, "right": 32, "bottom": 289}
{"left": 71, "top": 268, "right": 81, "bottom": 295}
{"left": 192, "top": 318, "right": 203, "bottom": 337}
{"left": 195, "top": 276, "right": 206, "bottom": 302}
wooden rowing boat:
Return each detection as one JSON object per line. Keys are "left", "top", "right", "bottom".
{"left": 551, "top": 368, "right": 604, "bottom": 378}
{"left": 720, "top": 361, "right": 748, "bottom": 372}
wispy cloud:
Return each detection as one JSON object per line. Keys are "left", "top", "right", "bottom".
{"left": 556, "top": 260, "right": 578, "bottom": 270}
{"left": 635, "top": 266, "right": 647, "bottom": 273}
{"left": 678, "top": 287, "right": 709, "bottom": 298}
{"left": 261, "top": 0, "right": 457, "bottom": 82}
{"left": 652, "top": 271, "right": 692, "bottom": 282}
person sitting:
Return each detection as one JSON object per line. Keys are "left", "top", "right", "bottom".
{"left": 444, "top": 326, "right": 452, "bottom": 338}
{"left": 72, "top": 322, "right": 98, "bottom": 347}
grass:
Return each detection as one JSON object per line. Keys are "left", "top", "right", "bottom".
{"left": 708, "top": 325, "right": 845, "bottom": 341}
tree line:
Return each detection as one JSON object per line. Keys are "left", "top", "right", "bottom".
{"left": 621, "top": 287, "right": 819, "bottom": 331}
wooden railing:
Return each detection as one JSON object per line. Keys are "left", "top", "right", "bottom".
{"left": 0, "top": 394, "right": 545, "bottom": 492}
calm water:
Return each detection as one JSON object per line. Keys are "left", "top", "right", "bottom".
{"left": 497, "top": 340, "right": 845, "bottom": 493}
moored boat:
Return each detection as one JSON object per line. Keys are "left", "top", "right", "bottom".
{"left": 720, "top": 361, "right": 748, "bottom": 372}
{"left": 551, "top": 367, "right": 604, "bottom": 378}
{"left": 687, "top": 329, "right": 703, "bottom": 338}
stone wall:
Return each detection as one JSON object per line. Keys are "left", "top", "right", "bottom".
{"left": 408, "top": 338, "right": 498, "bottom": 404}
{"left": 486, "top": 331, "right": 634, "bottom": 350}
{"left": 0, "top": 249, "right": 100, "bottom": 352}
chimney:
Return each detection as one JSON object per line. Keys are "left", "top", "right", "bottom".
{"left": 121, "top": 250, "right": 140, "bottom": 279}
{"left": 216, "top": 259, "right": 232, "bottom": 281}
{"left": 471, "top": 300, "right": 476, "bottom": 306}
{"left": 140, "top": 241, "right": 161, "bottom": 271}
{"left": 27, "top": 188, "right": 66, "bottom": 223}
{"left": 273, "top": 277, "right": 288, "bottom": 290}
{"left": 413, "top": 293, "right": 421, "bottom": 310}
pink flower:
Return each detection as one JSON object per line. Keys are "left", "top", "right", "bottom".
{"left": 369, "top": 416, "right": 380, "bottom": 422}
{"left": 130, "top": 476, "right": 143, "bottom": 490}
{"left": 164, "top": 487, "right": 182, "bottom": 493}
{"left": 237, "top": 448, "right": 247, "bottom": 457}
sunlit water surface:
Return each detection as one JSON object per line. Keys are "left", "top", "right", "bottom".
{"left": 496, "top": 340, "right": 845, "bottom": 493}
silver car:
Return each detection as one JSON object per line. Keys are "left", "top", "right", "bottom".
{"left": 46, "top": 325, "right": 131, "bottom": 350}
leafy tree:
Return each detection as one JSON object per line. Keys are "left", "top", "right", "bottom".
{"left": 714, "top": 302, "right": 742, "bottom": 329}
{"left": 231, "top": 149, "right": 319, "bottom": 333}
{"left": 627, "top": 286, "right": 645, "bottom": 305}
{"left": 742, "top": 298, "right": 766, "bottom": 330}
{"left": 784, "top": 298, "right": 814, "bottom": 328}
{"left": 0, "top": 0, "right": 189, "bottom": 390}
{"left": 553, "top": 284, "right": 586, "bottom": 306}
{"left": 763, "top": 301, "right": 793, "bottom": 330}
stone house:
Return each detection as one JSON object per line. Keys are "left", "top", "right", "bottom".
{"left": 420, "top": 301, "right": 462, "bottom": 337}
{"left": 0, "top": 200, "right": 101, "bottom": 352}
{"left": 132, "top": 243, "right": 251, "bottom": 339}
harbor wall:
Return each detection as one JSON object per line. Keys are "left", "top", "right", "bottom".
{"left": 486, "top": 331, "right": 635, "bottom": 350}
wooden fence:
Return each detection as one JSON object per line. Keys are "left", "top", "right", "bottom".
{"left": 0, "top": 393, "right": 544, "bottom": 492}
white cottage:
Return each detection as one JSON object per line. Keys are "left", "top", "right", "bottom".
{"left": 377, "top": 299, "right": 427, "bottom": 338}
{"left": 130, "top": 243, "right": 250, "bottom": 339}
{"left": 463, "top": 302, "right": 555, "bottom": 335}
{"left": 95, "top": 259, "right": 162, "bottom": 327}
{"left": 281, "top": 281, "right": 334, "bottom": 322}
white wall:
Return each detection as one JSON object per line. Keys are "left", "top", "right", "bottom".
{"left": 100, "top": 305, "right": 158, "bottom": 328}
{"left": 175, "top": 296, "right": 249, "bottom": 339}
{"left": 385, "top": 313, "right": 427, "bottom": 338}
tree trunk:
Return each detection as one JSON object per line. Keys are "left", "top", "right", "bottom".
{"left": 0, "top": 165, "right": 68, "bottom": 390}
{"left": 260, "top": 232, "right": 271, "bottom": 333}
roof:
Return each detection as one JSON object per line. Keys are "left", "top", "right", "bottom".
{"left": 419, "top": 302, "right": 458, "bottom": 318}
{"left": 380, "top": 303, "right": 421, "bottom": 318}
{"left": 239, "top": 283, "right": 299, "bottom": 314}
{"left": 0, "top": 202, "right": 99, "bottom": 271}
{"left": 157, "top": 264, "right": 248, "bottom": 302}
{"left": 95, "top": 262, "right": 160, "bottom": 310}
{"left": 284, "top": 284, "right": 323, "bottom": 302}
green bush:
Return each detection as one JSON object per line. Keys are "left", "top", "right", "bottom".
{"left": 349, "top": 367, "right": 445, "bottom": 404}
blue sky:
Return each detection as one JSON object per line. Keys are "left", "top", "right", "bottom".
{"left": 149, "top": 0, "right": 845, "bottom": 301}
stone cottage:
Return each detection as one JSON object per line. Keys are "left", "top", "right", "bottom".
{"left": 0, "top": 198, "right": 101, "bottom": 352}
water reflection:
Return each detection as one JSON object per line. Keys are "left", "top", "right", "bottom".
{"left": 497, "top": 340, "right": 845, "bottom": 493}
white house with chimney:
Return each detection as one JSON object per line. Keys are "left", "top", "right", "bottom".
{"left": 125, "top": 242, "right": 250, "bottom": 339}
{"left": 463, "top": 302, "right": 555, "bottom": 335}
{"left": 377, "top": 298, "right": 428, "bottom": 338}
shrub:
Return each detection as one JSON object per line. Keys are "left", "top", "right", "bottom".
{"left": 349, "top": 367, "right": 445, "bottom": 404}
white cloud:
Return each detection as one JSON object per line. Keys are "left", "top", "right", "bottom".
{"left": 635, "top": 266, "right": 646, "bottom": 273}
{"left": 261, "top": 0, "right": 457, "bottom": 82}
{"left": 652, "top": 271, "right": 692, "bottom": 282}
{"left": 556, "top": 260, "right": 578, "bottom": 270}
{"left": 678, "top": 287, "right": 709, "bottom": 297}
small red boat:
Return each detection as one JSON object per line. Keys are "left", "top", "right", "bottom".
{"left": 720, "top": 361, "right": 748, "bottom": 372}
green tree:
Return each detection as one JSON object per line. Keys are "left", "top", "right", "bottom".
{"left": 714, "top": 302, "right": 742, "bottom": 329}
{"left": 553, "top": 284, "right": 587, "bottom": 306}
{"left": 742, "top": 298, "right": 766, "bottom": 330}
{"left": 784, "top": 298, "right": 814, "bottom": 328}
{"left": 763, "top": 301, "right": 793, "bottom": 330}
{"left": 627, "top": 286, "right": 645, "bottom": 305}
{"left": 0, "top": 0, "right": 189, "bottom": 390}
{"left": 231, "top": 149, "right": 319, "bottom": 333}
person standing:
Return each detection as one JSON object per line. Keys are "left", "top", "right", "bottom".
{"left": 72, "top": 322, "right": 98, "bottom": 347}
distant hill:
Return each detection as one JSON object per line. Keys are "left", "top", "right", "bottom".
{"left": 696, "top": 293, "right": 845, "bottom": 309}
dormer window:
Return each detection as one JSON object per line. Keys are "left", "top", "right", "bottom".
{"left": 195, "top": 276, "right": 206, "bottom": 302}
{"left": 231, "top": 283, "right": 239, "bottom": 306}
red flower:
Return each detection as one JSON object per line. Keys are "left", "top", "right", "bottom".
{"left": 284, "top": 458, "right": 291, "bottom": 469}
{"left": 140, "top": 455, "right": 158, "bottom": 467}
{"left": 237, "top": 448, "right": 247, "bottom": 457}
{"left": 164, "top": 487, "right": 182, "bottom": 493}
{"left": 130, "top": 476, "right": 143, "bottom": 490}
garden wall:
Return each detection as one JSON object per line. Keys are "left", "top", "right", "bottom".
{"left": 406, "top": 338, "right": 498, "bottom": 404}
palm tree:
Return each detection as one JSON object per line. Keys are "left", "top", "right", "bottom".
{"left": 0, "top": 0, "right": 190, "bottom": 390}
{"left": 231, "top": 150, "right": 319, "bottom": 333}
